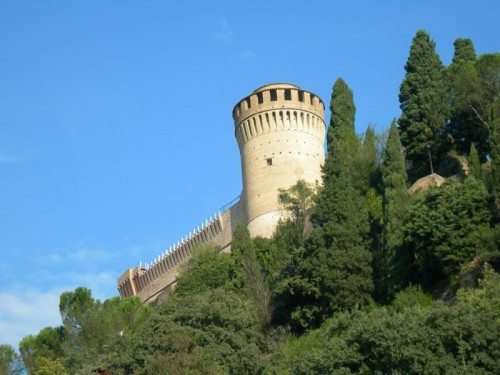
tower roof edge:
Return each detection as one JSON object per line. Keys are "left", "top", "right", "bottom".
{"left": 252, "top": 83, "right": 301, "bottom": 93}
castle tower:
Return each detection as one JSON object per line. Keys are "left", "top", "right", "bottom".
{"left": 232, "top": 83, "right": 326, "bottom": 238}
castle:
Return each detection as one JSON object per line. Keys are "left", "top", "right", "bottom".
{"left": 117, "top": 83, "right": 326, "bottom": 303}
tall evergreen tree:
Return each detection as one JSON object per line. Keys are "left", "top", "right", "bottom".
{"left": 315, "top": 78, "right": 361, "bottom": 225}
{"left": 477, "top": 53, "right": 500, "bottom": 198}
{"left": 398, "top": 30, "right": 448, "bottom": 181}
{"left": 354, "top": 125, "right": 380, "bottom": 194}
{"left": 288, "top": 78, "right": 373, "bottom": 330}
{"left": 382, "top": 120, "right": 410, "bottom": 296}
{"left": 354, "top": 125, "right": 384, "bottom": 299}
{"left": 452, "top": 38, "right": 477, "bottom": 65}
{"left": 447, "top": 38, "right": 492, "bottom": 161}
{"left": 468, "top": 143, "right": 481, "bottom": 180}
{"left": 326, "top": 78, "right": 357, "bottom": 154}
{"left": 488, "top": 91, "right": 500, "bottom": 218}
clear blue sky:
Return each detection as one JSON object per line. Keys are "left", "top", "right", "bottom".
{"left": 1, "top": 0, "right": 498, "bottom": 348}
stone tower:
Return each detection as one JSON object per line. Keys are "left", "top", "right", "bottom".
{"left": 232, "top": 83, "right": 326, "bottom": 238}
{"left": 117, "top": 83, "right": 326, "bottom": 302}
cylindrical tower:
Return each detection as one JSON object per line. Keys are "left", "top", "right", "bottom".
{"left": 232, "top": 83, "right": 326, "bottom": 238}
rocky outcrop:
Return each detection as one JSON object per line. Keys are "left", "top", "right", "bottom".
{"left": 408, "top": 173, "right": 446, "bottom": 194}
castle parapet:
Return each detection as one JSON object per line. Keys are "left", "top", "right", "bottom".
{"left": 118, "top": 212, "right": 224, "bottom": 302}
{"left": 117, "top": 197, "right": 244, "bottom": 303}
{"left": 232, "top": 83, "right": 325, "bottom": 149}
{"left": 232, "top": 83, "right": 324, "bottom": 122}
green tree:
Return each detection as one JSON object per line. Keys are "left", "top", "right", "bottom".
{"left": 326, "top": 77, "right": 357, "bottom": 154}
{"left": 131, "top": 288, "right": 264, "bottom": 375}
{"left": 230, "top": 223, "right": 259, "bottom": 292}
{"left": 230, "top": 224, "right": 272, "bottom": 335}
{"left": 33, "top": 358, "right": 68, "bottom": 375}
{"left": 391, "top": 284, "right": 432, "bottom": 311}
{"left": 452, "top": 38, "right": 477, "bottom": 65}
{"left": 59, "top": 287, "right": 95, "bottom": 346}
{"left": 446, "top": 39, "right": 493, "bottom": 162}
{"left": 468, "top": 142, "right": 481, "bottom": 179}
{"left": 358, "top": 126, "right": 384, "bottom": 300}
{"left": 490, "top": 98, "right": 500, "bottom": 214}
{"left": 398, "top": 30, "right": 448, "bottom": 181}
{"left": 403, "top": 178, "right": 496, "bottom": 286}
{"left": 174, "top": 243, "right": 233, "bottom": 297}
{"left": 0, "top": 345, "right": 23, "bottom": 375}
{"left": 286, "top": 78, "right": 373, "bottom": 331}
{"left": 273, "top": 270, "right": 500, "bottom": 375}
{"left": 382, "top": 120, "right": 411, "bottom": 295}
{"left": 57, "top": 288, "right": 150, "bottom": 373}
{"left": 19, "top": 326, "right": 65, "bottom": 375}
{"left": 355, "top": 125, "right": 380, "bottom": 194}
{"left": 314, "top": 77, "right": 361, "bottom": 225}
{"left": 476, "top": 53, "right": 500, "bottom": 212}
{"left": 276, "top": 179, "right": 316, "bottom": 248}
{"left": 253, "top": 181, "right": 317, "bottom": 328}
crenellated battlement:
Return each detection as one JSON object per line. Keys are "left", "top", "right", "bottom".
{"left": 117, "top": 197, "right": 244, "bottom": 303}
{"left": 117, "top": 213, "right": 224, "bottom": 302}
{"left": 232, "top": 83, "right": 324, "bottom": 149}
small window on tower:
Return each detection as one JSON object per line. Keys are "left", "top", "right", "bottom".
{"left": 278, "top": 193, "right": 286, "bottom": 204}
{"left": 284, "top": 89, "right": 292, "bottom": 100}
{"left": 266, "top": 158, "right": 273, "bottom": 166}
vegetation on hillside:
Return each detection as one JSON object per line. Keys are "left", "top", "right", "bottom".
{"left": 2, "top": 30, "right": 499, "bottom": 375}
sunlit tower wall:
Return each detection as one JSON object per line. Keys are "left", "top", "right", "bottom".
{"left": 232, "top": 83, "right": 326, "bottom": 238}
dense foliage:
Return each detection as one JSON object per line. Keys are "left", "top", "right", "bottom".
{"left": 3, "top": 30, "right": 499, "bottom": 374}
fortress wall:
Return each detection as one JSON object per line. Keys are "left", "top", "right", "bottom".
{"left": 212, "top": 199, "right": 244, "bottom": 251}
{"left": 117, "top": 199, "right": 243, "bottom": 303}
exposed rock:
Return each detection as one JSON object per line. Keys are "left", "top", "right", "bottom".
{"left": 408, "top": 173, "right": 446, "bottom": 194}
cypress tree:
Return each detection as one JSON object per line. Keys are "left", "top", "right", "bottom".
{"left": 468, "top": 143, "right": 481, "bottom": 180}
{"left": 452, "top": 38, "right": 477, "bottom": 65}
{"left": 362, "top": 125, "right": 380, "bottom": 188}
{"left": 292, "top": 78, "right": 373, "bottom": 330}
{"left": 398, "top": 30, "right": 448, "bottom": 181}
{"left": 327, "top": 78, "right": 357, "bottom": 154}
{"left": 478, "top": 53, "right": 500, "bottom": 196}
{"left": 488, "top": 94, "right": 500, "bottom": 218}
{"left": 382, "top": 121, "right": 410, "bottom": 295}
{"left": 315, "top": 77, "right": 361, "bottom": 225}
{"left": 355, "top": 125, "right": 384, "bottom": 299}
{"left": 354, "top": 125, "right": 380, "bottom": 194}
{"left": 447, "top": 38, "right": 492, "bottom": 161}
